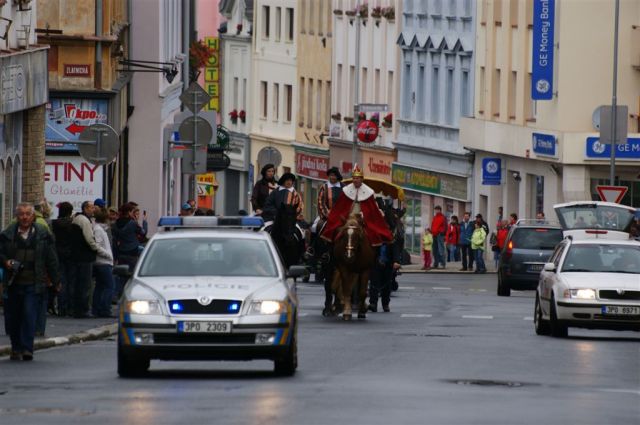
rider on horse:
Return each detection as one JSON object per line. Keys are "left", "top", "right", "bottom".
{"left": 262, "top": 172, "right": 304, "bottom": 223}
{"left": 317, "top": 167, "right": 344, "bottom": 224}
{"left": 251, "top": 164, "right": 278, "bottom": 216}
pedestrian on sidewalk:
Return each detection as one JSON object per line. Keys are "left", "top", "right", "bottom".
{"left": 0, "top": 203, "right": 61, "bottom": 361}
{"left": 33, "top": 200, "right": 53, "bottom": 336}
{"left": 69, "top": 201, "right": 98, "bottom": 318}
{"left": 494, "top": 220, "right": 509, "bottom": 268}
{"left": 51, "top": 202, "right": 74, "bottom": 317}
{"left": 458, "top": 212, "right": 474, "bottom": 271}
{"left": 112, "top": 203, "right": 145, "bottom": 297}
{"left": 471, "top": 221, "right": 487, "bottom": 273}
{"left": 422, "top": 228, "right": 433, "bottom": 270}
{"left": 445, "top": 215, "right": 460, "bottom": 264}
{"left": 430, "top": 206, "right": 447, "bottom": 269}
{"left": 92, "top": 208, "right": 115, "bottom": 317}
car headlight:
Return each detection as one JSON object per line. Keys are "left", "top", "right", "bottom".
{"left": 249, "top": 300, "right": 287, "bottom": 315}
{"left": 124, "top": 300, "right": 162, "bottom": 315}
{"left": 563, "top": 289, "right": 596, "bottom": 300}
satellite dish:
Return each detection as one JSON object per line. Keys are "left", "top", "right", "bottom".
{"left": 592, "top": 106, "right": 603, "bottom": 130}
{"left": 257, "top": 147, "right": 282, "bottom": 169}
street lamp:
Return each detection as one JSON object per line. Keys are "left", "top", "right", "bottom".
{"left": 118, "top": 59, "right": 179, "bottom": 83}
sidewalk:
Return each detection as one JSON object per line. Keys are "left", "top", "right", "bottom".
{"left": 0, "top": 309, "right": 117, "bottom": 356}
{"left": 402, "top": 255, "right": 497, "bottom": 274}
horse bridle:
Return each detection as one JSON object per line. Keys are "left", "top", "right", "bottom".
{"left": 345, "top": 225, "right": 359, "bottom": 258}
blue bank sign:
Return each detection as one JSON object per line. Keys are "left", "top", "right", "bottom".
{"left": 586, "top": 137, "right": 640, "bottom": 160}
{"left": 531, "top": 0, "right": 555, "bottom": 100}
{"left": 532, "top": 133, "right": 557, "bottom": 157}
{"left": 482, "top": 158, "right": 501, "bottom": 186}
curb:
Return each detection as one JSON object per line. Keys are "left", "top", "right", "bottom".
{"left": 0, "top": 323, "right": 117, "bottom": 357}
{"left": 402, "top": 269, "right": 496, "bottom": 274}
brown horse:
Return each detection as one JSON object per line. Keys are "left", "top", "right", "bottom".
{"left": 333, "top": 215, "right": 376, "bottom": 320}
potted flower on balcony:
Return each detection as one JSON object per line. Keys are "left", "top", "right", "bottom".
{"left": 229, "top": 109, "right": 239, "bottom": 124}
{"left": 239, "top": 109, "right": 246, "bottom": 123}
{"left": 189, "top": 39, "right": 215, "bottom": 81}
{"left": 357, "top": 111, "right": 367, "bottom": 122}
{"left": 343, "top": 116, "right": 354, "bottom": 124}
{"left": 333, "top": 8, "right": 344, "bottom": 16}
{"left": 331, "top": 112, "right": 342, "bottom": 121}
{"left": 371, "top": 6, "right": 382, "bottom": 19}
{"left": 236, "top": 24, "right": 243, "bottom": 34}
{"left": 382, "top": 6, "right": 395, "bottom": 21}
{"left": 370, "top": 112, "right": 380, "bottom": 125}
{"left": 382, "top": 112, "right": 393, "bottom": 128}
{"left": 345, "top": 8, "right": 357, "bottom": 17}
{"left": 358, "top": 3, "right": 369, "bottom": 18}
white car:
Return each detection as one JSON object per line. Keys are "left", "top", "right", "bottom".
{"left": 534, "top": 202, "right": 640, "bottom": 337}
{"left": 116, "top": 216, "right": 304, "bottom": 377}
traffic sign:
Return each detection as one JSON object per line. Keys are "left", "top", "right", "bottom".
{"left": 77, "top": 123, "right": 120, "bottom": 165}
{"left": 596, "top": 185, "right": 628, "bottom": 203}
{"left": 180, "top": 82, "right": 212, "bottom": 114}
{"left": 357, "top": 103, "right": 389, "bottom": 113}
{"left": 179, "top": 116, "right": 213, "bottom": 146}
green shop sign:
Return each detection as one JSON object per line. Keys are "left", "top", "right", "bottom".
{"left": 392, "top": 164, "right": 468, "bottom": 201}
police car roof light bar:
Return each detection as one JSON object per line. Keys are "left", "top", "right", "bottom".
{"left": 158, "top": 216, "right": 264, "bottom": 228}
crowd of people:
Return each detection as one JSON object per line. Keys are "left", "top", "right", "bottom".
{"left": 1, "top": 198, "right": 148, "bottom": 361}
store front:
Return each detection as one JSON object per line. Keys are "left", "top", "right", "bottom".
{"left": 295, "top": 146, "right": 330, "bottom": 220}
{"left": 216, "top": 134, "right": 250, "bottom": 215}
{"left": 361, "top": 149, "right": 394, "bottom": 182}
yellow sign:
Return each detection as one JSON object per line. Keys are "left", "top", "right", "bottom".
{"left": 205, "top": 82, "right": 219, "bottom": 97}
{"left": 203, "top": 36, "right": 220, "bottom": 111}
{"left": 204, "top": 67, "right": 219, "bottom": 82}
{"left": 204, "top": 36, "right": 219, "bottom": 51}
{"left": 196, "top": 173, "right": 216, "bottom": 196}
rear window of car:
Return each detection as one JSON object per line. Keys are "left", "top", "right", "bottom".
{"left": 510, "top": 228, "right": 563, "bottom": 250}
{"left": 562, "top": 244, "right": 640, "bottom": 274}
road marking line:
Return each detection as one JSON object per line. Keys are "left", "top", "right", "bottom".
{"left": 462, "top": 315, "right": 493, "bottom": 319}
{"left": 399, "top": 286, "right": 416, "bottom": 290}
{"left": 432, "top": 287, "right": 451, "bottom": 290}
{"left": 523, "top": 317, "right": 533, "bottom": 321}
{"left": 298, "top": 313, "right": 309, "bottom": 317}
{"left": 512, "top": 290, "right": 524, "bottom": 294}
{"left": 468, "top": 289, "right": 488, "bottom": 292}
{"left": 401, "top": 314, "right": 433, "bottom": 318}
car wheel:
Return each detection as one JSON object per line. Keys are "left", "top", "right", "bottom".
{"left": 534, "top": 293, "right": 551, "bottom": 335}
{"left": 549, "top": 295, "right": 568, "bottom": 338}
{"left": 274, "top": 335, "right": 297, "bottom": 377}
{"left": 497, "top": 273, "right": 511, "bottom": 297}
{"left": 117, "top": 341, "right": 150, "bottom": 378}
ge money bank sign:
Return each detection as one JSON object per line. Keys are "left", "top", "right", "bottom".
{"left": 531, "top": 0, "right": 555, "bottom": 101}
{"left": 44, "top": 157, "right": 104, "bottom": 212}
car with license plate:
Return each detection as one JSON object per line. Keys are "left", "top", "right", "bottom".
{"left": 497, "top": 220, "right": 564, "bottom": 296}
{"left": 534, "top": 201, "right": 640, "bottom": 337}
{"left": 116, "top": 216, "right": 304, "bottom": 377}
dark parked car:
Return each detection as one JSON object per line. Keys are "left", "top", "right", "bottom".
{"left": 497, "top": 220, "right": 564, "bottom": 296}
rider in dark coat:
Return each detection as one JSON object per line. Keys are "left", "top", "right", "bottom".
{"left": 262, "top": 173, "right": 304, "bottom": 223}
{"left": 251, "top": 164, "right": 278, "bottom": 216}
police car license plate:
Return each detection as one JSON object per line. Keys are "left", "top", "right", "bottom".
{"left": 177, "top": 321, "right": 231, "bottom": 333}
{"left": 601, "top": 306, "right": 640, "bottom": 316}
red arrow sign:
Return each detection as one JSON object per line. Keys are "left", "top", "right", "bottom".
{"left": 66, "top": 123, "right": 86, "bottom": 135}
{"left": 596, "top": 185, "right": 628, "bottom": 203}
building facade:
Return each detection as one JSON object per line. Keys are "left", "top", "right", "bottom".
{"left": 460, "top": 0, "right": 640, "bottom": 231}
{"left": 1, "top": 0, "right": 48, "bottom": 226}
{"left": 395, "top": 0, "right": 475, "bottom": 254}
{"left": 218, "top": 0, "right": 252, "bottom": 215}
{"left": 250, "top": 0, "right": 298, "bottom": 211}
{"left": 37, "top": 0, "right": 129, "bottom": 216}
{"left": 329, "top": 0, "right": 401, "bottom": 185}
{"left": 295, "top": 0, "right": 333, "bottom": 220}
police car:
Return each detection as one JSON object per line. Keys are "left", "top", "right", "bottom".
{"left": 534, "top": 201, "right": 640, "bottom": 337}
{"left": 116, "top": 216, "right": 304, "bottom": 377}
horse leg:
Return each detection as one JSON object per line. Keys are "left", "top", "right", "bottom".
{"left": 331, "top": 268, "right": 343, "bottom": 315}
{"left": 341, "top": 270, "right": 354, "bottom": 321}
{"left": 357, "top": 270, "right": 371, "bottom": 319}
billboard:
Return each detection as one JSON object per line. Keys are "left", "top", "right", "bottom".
{"left": 45, "top": 98, "right": 109, "bottom": 151}
{"left": 44, "top": 155, "right": 104, "bottom": 214}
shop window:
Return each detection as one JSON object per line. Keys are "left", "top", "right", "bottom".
{"left": 404, "top": 197, "right": 423, "bottom": 255}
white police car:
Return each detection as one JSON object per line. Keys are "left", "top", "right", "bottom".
{"left": 535, "top": 202, "right": 640, "bottom": 337}
{"left": 116, "top": 216, "right": 304, "bottom": 377}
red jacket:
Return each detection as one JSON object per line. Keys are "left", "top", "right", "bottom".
{"left": 445, "top": 223, "right": 460, "bottom": 245}
{"left": 431, "top": 213, "right": 447, "bottom": 236}
{"left": 496, "top": 228, "right": 509, "bottom": 249}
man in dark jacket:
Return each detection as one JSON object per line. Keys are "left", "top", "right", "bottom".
{"left": 51, "top": 202, "right": 74, "bottom": 316}
{"left": 69, "top": 201, "right": 98, "bottom": 318}
{"left": 458, "top": 212, "right": 474, "bottom": 271}
{"left": 0, "top": 202, "right": 61, "bottom": 361}
{"left": 250, "top": 164, "right": 277, "bottom": 215}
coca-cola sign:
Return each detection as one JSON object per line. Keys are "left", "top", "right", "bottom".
{"left": 356, "top": 120, "right": 379, "bottom": 143}
{"left": 296, "top": 152, "right": 330, "bottom": 179}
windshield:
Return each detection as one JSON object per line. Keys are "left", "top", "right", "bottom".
{"left": 139, "top": 238, "right": 278, "bottom": 277}
{"left": 561, "top": 244, "right": 640, "bottom": 274}
{"left": 555, "top": 204, "right": 634, "bottom": 232}
{"left": 511, "top": 228, "right": 563, "bottom": 250}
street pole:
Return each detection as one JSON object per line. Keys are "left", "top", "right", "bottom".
{"left": 351, "top": 1, "right": 361, "bottom": 172}
{"left": 610, "top": 0, "right": 620, "bottom": 185}
{"left": 192, "top": 91, "right": 199, "bottom": 203}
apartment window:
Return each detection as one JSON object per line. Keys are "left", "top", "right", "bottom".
{"left": 349, "top": 66, "right": 355, "bottom": 113}
{"left": 445, "top": 69, "right": 454, "bottom": 125}
{"left": 242, "top": 78, "right": 247, "bottom": 110}
{"left": 309, "top": 0, "right": 315, "bottom": 34}
{"left": 286, "top": 8, "right": 294, "bottom": 41}
{"left": 318, "top": 0, "right": 324, "bottom": 35}
{"left": 325, "top": 81, "right": 331, "bottom": 130}
{"left": 307, "top": 78, "right": 314, "bottom": 128}
{"left": 233, "top": 77, "right": 239, "bottom": 110}
{"left": 262, "top": 6, "right": 270, "bottom": 39}
{"left": 492, "top": 69, "right": 501, "bottom": 118}
{"left": 374, "top": 69, "right": 380, "bottom": 103}
{"left": 299, "top": 77, "right": 305, "bottom": 126}
{"left": 300, "top": 0, "right": 306, "bottom": 33}
{"left": 479, "top": 66, "right": 486, "bottom": 113}
{"left": 494, "top": 0, "right": 503, "bottom": 23}
{"left": 463, "top": 0, "right": 472, "bottom": 16}
{"left": 316, "top": 81, "right": 322, "bottom": 130}
{"left": 431, "top": 67, "right": 440, "bottom": 123}
{"left": 448, "top": 0, "right": 456, "bottom": 15}
{"left": 260, "top": 81, "right": 268, "bottom": 118}
{"left": 460, "top": 70, "right": 470, "bottom": 116}
{"left": 326, "top": 0, "right": 333, "bottom": 35}
{"left": 508, "top": 71, "right": 517, "bottom": 119}
{"left": 361, "top": 67, "right": 368, "bottom": 101}
{"left": 526, "top": 73, "right": 537, "bottom": 121}
{"left": 275, "top": 7, "right": 282, "bottom": 41}
{"left": 402, "top": 63, "right": 412, "bottom": 119}
{"left": 510, "top": 0, "right": 519, "bottom": 27}
{"left": 336, "top": 64, "right": 343, "bottom": 113}
{"left": 285, "top": 84, "right": 292, "bottom": 122}
{"left": 273, "top": 83, "right": 280, "bottom": 121}
{"left": 417, "top": 65, "right": 426, "bottom": 121}
{"left": 387, "top": 71, "right": 394, "bottom": 112}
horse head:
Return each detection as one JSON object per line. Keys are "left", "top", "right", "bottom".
{"left": 338, "top": 215, "right": 365, "bottom": 262}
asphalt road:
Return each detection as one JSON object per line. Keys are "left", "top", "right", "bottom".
{"left": 1, "top": 273, "right": 638, "bottom": 425}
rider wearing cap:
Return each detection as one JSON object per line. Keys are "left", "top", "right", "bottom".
{"left": 321, "top": 165, "right": 393, "bottom": 246}
{"left": 262, "top": 172, "right": 304, "bottom": 222}
{"left": 317, "top": 167, "right": 344, "bottom": 222}
{"left": 251, "top": 164, "right": 278, "bottom": 216}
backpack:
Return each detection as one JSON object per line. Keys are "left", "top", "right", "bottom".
{"left": 489, "top": 232, "right": 497, "bottom": 246}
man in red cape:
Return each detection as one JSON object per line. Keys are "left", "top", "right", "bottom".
{"left": 321, "top": 165, "right": 393, "bottom": 246}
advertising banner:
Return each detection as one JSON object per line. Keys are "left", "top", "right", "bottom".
{"left": 585, "top": 137, "right": 640, "bottom": 160}
{"left": 481, "top": 158, "right": 502, "bottom": 185}
{"left": 531, "top": 0, "right": 555, "bottom": 100}
{"left": 44, "top": 155, "right": 104, "bottom": 213}
{"left": 392, "top": 164, "right": 468, "bottom": 200}
{"left": 532, "top": 133, "right": 557, "bottom": 157}
{"left": 296, "top": 151, "right": 330, "bottom": 180}
{"left": 46, "top": 98, "right": 109, "bottom": 151}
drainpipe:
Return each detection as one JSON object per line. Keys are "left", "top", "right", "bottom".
{"left": 95, "top": 0, "right": 103, "bottom": 89}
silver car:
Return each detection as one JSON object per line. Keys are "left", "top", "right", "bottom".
{"left": 116, "top": 216, "right": 303, "bottom": 377}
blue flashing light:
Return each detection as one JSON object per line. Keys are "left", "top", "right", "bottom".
{"left": 228, "top": 302, "right": 240, "bottom": 312}
{"left": 170, "top": 302, "right": 184, "bottom": 313}
{"left": 158, "top": 216, "right": 183, "bottom": 227}
{"left": 158, "top": 216, "right": 264, "bottom": 228}
{"left": 240, "top": 217, "right": 264, "bottom": 227}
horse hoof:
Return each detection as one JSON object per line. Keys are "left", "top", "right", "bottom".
{"left": 322, "top": 308, "right": 334, "bottom": 317}
{"left": 343, "top": 314, "right": 352, "bottom": 321}
{"left": 357, "top": 313, "right": 366, "bottom": 319}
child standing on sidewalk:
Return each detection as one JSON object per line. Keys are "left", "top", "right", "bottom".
{"left": 422, "top": 228, "right": 433, "bottom": 270}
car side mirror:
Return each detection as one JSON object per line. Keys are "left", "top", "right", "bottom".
{"left": 287, "top": 265, "right": 306, "bottom": 279}
{"left": 113, "top": 264, "right": 133, "bottom": 278}
{"left": 543, "top": 262, "right": 556, "bottom": 273}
